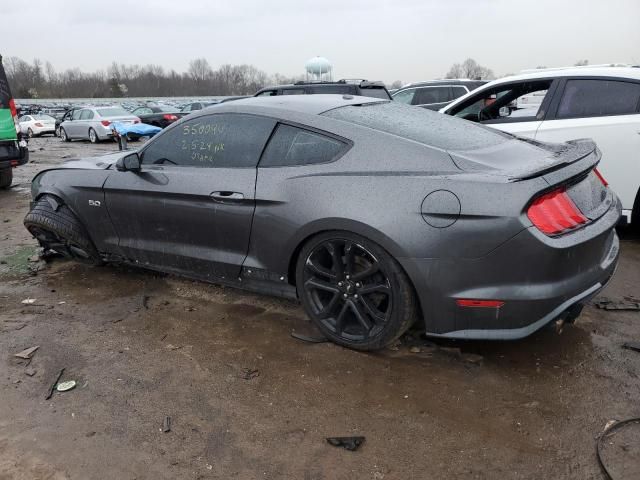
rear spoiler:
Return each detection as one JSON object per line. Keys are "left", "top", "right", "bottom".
{"left": 509, "top": 139, "right": 598, "bottom": 181}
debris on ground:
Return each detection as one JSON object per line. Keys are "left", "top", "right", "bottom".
{"left": 142, "top": 295, "right": 150, "bottom": 309}
{"left": 25, "top": 368, "right": 37, "bottom": 377}
{"left": 14, "top": 345, "right": 39, "bottom": 359}
{"left": 463, "top": 353, "right": 484, "bottom": 365}
{"left": 45, "top": 368, "right": 65, "bottom": 400}
{"left": 409, "top": 346, "right": 421, "bottom": 353}
{"left": 326, "top": 436, "right": 366, "bottom": 451}
{"left": 56, "top": 380, "right": 77, "bottom": 392}
{"left": 290, "top": 331, "right": 328, "bottom": 343}
{"left": 21, "top": 298, "right": 37, "bottom": 305}
{"left": 241, "top": 368, "right": 260, "bottom": 380}
{"left": 622, "top": 342, "right": 640, "bottom": 353}
{"left": 163, "top": 416, "right": 171, "bottom": 433}
{"left": 597, "top": 417, "right": 640, "bottom": 480}
{"left": 592, "top": 296, "right": 640, "bottom": 311}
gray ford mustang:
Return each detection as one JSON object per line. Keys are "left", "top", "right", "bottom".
{"left": 24, "top": 95, "right": 620, "bottom": 350}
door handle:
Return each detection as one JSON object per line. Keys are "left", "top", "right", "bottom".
{"left": 211, "top": 191, "right": 244, "bottom": 202}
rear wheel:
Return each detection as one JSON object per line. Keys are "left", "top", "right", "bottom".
{"left": 60, "top": 127, "right": 70, "bottom": 142}
{"left": 0, "top": 168, "right": 12, "bottom": 189}
{"left": 24, "top": 196, "right": 102, "bottom": 265}
{"left": 296, "top": 231, "right": 417, "bottom": 351}
{"left": 88, "top": 128, "right": 99, "bottom": 144}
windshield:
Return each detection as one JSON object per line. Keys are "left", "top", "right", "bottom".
{"left": 97, "top": 107, "right": 131, "bottom": 117}
{"left": 323, "top": 101, "right": 511, "bottom": 151}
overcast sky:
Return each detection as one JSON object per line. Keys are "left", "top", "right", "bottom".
{"left": 3, "top": 0, "right": 639, "bottom": 83}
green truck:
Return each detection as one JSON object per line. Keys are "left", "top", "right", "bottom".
{"left": 0, "top": 54, "right": 29, "bottom": 188}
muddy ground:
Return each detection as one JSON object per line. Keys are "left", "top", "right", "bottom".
{"left": 1, "top": 136, "right": 639, "bottom": 480}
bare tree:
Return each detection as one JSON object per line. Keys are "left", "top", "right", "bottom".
{"left": 446, "top": 58, "right": 494, "bottom": 80}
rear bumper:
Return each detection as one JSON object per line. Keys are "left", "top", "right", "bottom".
{"left": 400, "top": 195, "right": 621, "bottom": 340}
{"left": 0, "top": 141, "right": 29, "bottom": 169}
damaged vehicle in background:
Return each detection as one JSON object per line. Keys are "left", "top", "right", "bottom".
{"left": 58, "top": 106, "right": 140, "bottom": 143}
{"left": 441, "top": 66, "right": 640, "bottom": 226}
{"left": 24, "top": 95, "right": 620, "bottom": 350}
{"left": 131, "top": 104, "right": 184, "bottom": 128}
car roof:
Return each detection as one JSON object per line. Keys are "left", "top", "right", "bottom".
{"left": 194, "top": 94, "right": 387, "bottom": 117}
{"left": 400, "top": 79, "right": 486, "bottom": 88}
{"left": 486, "top": 66, "right": 640, "bottom": 85}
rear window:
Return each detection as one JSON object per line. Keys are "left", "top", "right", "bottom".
{"left": 557, "top": 79, "right": 640, "bottom": 119}
{"left": 359, "top": 87, "right": 391, "bottom": 99}
{"left": 260, "top": 124, "right": 346, "bottom": 167}
{"left": 33, "top": 114, "right": 55, "bottom": 121}
{"left": 97, "top": 107, "right": 130, "bottom": 117}
{"left": 323, "top": 101, "right": 511, "bottom": 150}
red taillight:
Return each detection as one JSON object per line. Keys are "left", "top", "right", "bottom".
{"left": 35, "top": 122, "right": 43, "bottom": 127}
{"left": 9, "top": 99, "right": 17, "bottom": 118}
{"left": 163, "top": 114, "right": 178, "bottom": 121}
{"left": 527, "top": 188, "right": 587, "bottom": 235}
{"left": 594, "top": 168, "right": 608, "bottom": 187}
{"left": 101, "top": 120, "right": 111, "bottom": 127}
{"left": 457, "top": 299, "right": 505, "bottom": 308}
{"left": 133, "top": 119, "right": 140, "bottom": 124}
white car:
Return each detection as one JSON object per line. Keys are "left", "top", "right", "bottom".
{"left": 59, "top": 107, "right": 141, "bottom": 143}
{"left": 18, "top": 114, "right": 56, "bottom": 137}
{"left": 441, "top": 66, "right": 640, "bottom": 225}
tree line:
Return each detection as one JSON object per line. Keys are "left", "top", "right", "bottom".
{"left": 3, "top": 56, "right": 305, "bottom": 99}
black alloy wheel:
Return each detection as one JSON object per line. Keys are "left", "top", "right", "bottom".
{"left": 297, "top": 232, "right": 417, "bottom": 350}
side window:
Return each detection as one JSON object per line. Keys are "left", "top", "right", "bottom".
{"left": 413, "top": 87, "right": 451, "bottom": 105}
{"left": 260, "top": 124, "right": 347, "bottom": 167}
{"left": 450, "top": 86, "right": 468, "bottom": 100}
{"left": 181, "top": 104, "right": 191, "bottom": 113}
{"left": 79, "top": 110, "right": 94, "bottom": 120}
{"left": 556, "top": 79, "right": 640, "bottom": 119}
{"left": 256, "top": 90, "right": 277, "bottom": 97}
{"left": 392, "top": 89, "right": 415, "bottom": 104}
{"left": 308, "top": 85, "right": 352, "bottom": 95}
{"left": 72, "top": 109, "right": 83, "bottom": 120}
{"left": 141, "top": 114, "right": 276, "bottom": 168}
{"left": 450, "top": 80, "right": 553, "bottom": 123}
{"left": 281, "top": 89, "right": 306, "bottom": 95}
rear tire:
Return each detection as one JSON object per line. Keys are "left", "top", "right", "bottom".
{"left": 60, "top": 127, "right": 70, "bottom": 142}
{"left": 296, "top": 231, "right": 418, "bottom": 351}
{"left": 88, "top": 128, "right": 99, "bottom": 144}
{"left": 0, "top": 168, "right": 12, "bottom": 189}
{"left": 24, "top": 196, "right": 103, "bottom": 265}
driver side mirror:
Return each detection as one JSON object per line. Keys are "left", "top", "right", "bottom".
{"left": 116, "top": 153, "right": 141, "bottom": 172}
{"left": 498, "top": 106, "right": 511, "bottom": 118}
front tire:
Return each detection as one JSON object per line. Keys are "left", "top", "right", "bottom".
{"left": 60, "top": 127, "right": 70, "bottom": 142}
{"left": 24, "top": 196, "right": 103, "bottom": 265}
{"left": 88, "top": 128, "right": 99, "bottom": 144}
{"left": 0, "top": 168, "right": 12, "bottom": 189}
{"left": 296, "top": 231, "right": 417, "bottom": 351}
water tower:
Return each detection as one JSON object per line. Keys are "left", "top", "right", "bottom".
{"left": 305, "top": 57, "right": 333, "bottom": 82}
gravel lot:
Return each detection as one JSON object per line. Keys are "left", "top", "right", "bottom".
{"left": 1, "top": 136, "right": 639, "bottom": 479}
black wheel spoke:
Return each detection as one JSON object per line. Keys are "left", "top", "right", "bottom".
{"left": 351, "top": 263, "right": 379, "bottom": 282}
{"left": 343, "top": 241, "right": 356, "bottom": 275}
{"left": 358, "top": 295, "right": 387, "bottom": 325}
{"left": 335, "top": 301, "right": 349, "bottom": 334}
{"left": 358, "top": 282, "right": 390, "bottom": 295}
{"left": 350, "top": 300, "right": 373, "bottom": 332}
{"left": 305, "top": 258, "right": 336, "bottom": 280}
{"left": 305, "top": 277, "right": 339, "bottom": 294}
{"left": 325, "top": 242, "right": 344, "bottom": 278}
{"left": 317, "top": 292, "right": 340, "bottom": 318}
